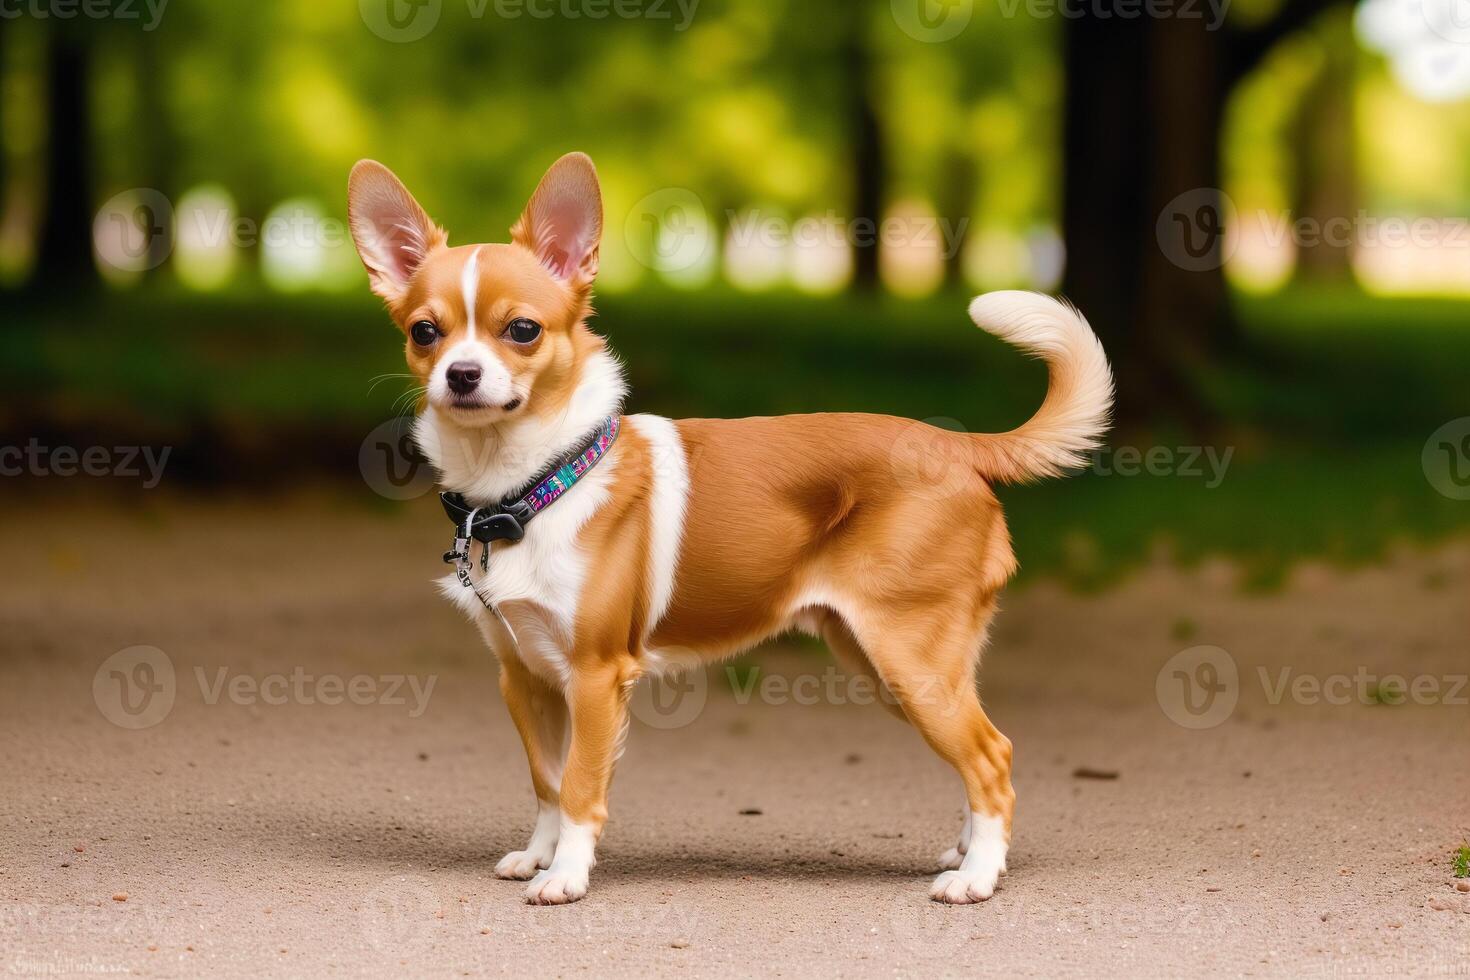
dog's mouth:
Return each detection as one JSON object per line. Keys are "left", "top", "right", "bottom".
{"left": 446, "top": 396, "right": 522, "bottom": 414}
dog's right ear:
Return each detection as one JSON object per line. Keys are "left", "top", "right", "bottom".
{"left": 511, "top": 152, "right": 602, "bottom": 296}
{"left": 348, "top": 160, "right": 446, "bottom": 305}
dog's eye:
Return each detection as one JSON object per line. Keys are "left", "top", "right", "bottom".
{"left": 505, "top": 318, "right": 542, "bottom": 345}
{"left": 410, "top": 321, "right": 439, "bottom": 347}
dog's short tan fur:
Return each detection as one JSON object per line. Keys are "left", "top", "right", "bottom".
{"left": 349, "top": 153, "right": 1113, "bottom": 905}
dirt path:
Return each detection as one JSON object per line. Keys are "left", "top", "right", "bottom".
{"left": 3, "top": 495, "right": 1468, "bottom": 978}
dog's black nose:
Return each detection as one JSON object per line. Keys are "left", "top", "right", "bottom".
{"left": 446, "top": 362, "right": 482, "bottom": 396}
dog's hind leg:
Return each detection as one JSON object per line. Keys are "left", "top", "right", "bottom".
{"left": 902, "top": 667, "right": 1013, "bottom": 903}
{"left": 822, "top": 611, "right": 979, "bottom": 873}
{"left": 819, "top": 612, "right": 910, "bottom": 723}
{"left": 859, "top": 604, "right": 1015, "bottom": 904}
{"left": 494, "top": 655, "right": 569, "bottom": 881}
{"left": 937, "top": 810, "right": 971, "bottom": 871}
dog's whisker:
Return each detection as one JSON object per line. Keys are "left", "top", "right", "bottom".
{"left": 390, "top": 386, "right": 427, "bottom": 416}
{"left": 368, "top": 373, "right": 415, "bottom": 396}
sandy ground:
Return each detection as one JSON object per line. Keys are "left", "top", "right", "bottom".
{"left": 2, "top": 493, "right": 1469, "bottom": 978}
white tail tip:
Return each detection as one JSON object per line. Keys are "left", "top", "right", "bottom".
{"left": 967, "top": 291, "right": 1115, "bottom": 482}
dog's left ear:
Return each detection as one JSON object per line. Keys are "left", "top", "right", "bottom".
{"left": 348, "top": 160, "right": 446, "bottom": 305}
{"left": 511, "top": 152, "right": 602, "bottom": 293}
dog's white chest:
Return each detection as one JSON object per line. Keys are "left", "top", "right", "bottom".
{"left": 436, "top": 454, "right": 617, "bottom": 689}
{"left": 496, "top": 601, "right": 575, "bottom": 686}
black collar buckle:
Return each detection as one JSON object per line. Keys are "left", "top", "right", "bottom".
{"left": 439, "top": 492, "right": 529, "bottom": 547}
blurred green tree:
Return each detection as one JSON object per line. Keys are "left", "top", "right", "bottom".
{"left": 1291, "top": 9, "right": 1357, "bottom": 282}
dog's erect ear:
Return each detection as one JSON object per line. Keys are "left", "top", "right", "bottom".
{"left": 511, "top": 152, "right": 602, "bottom": 292}
{"left": 348, "top": 160, "right": 446, "bottom": 304}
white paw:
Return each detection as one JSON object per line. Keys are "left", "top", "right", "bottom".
{"left": 524, "top": 868, "right": 589, "bottom": 905}
{"left": 929, "top": 866, "right": 1000, "bottom": 904}
{"left": 495, "top": 849, "right": 551, "bottom": 881}
{"left": 937, "top": 846, "right": 965, "bottom": 871}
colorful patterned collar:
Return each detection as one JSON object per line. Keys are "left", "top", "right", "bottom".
{"left": 440, "top": 415, "right": 621, "bottom": 549}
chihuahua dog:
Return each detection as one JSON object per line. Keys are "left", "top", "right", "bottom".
{"left": 348, "top": 153, "right": 1112, "bottom": 906}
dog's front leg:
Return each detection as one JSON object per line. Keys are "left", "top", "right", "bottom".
{"left": 524, "top": 655, "right": 639, "bottom": 905}
{"left": 495, "top": 656, "right": 568, "bottom": 880}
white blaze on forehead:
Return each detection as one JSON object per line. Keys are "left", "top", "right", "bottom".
{"left": 461, "top": 246, "right": 482, "bottom": 340}
{"left": 427, "top": 245, "right": 512, "bottom": 410}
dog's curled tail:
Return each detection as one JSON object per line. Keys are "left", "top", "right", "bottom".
{"left": 967, "top": 291, "right": 1115, "bottom": 484}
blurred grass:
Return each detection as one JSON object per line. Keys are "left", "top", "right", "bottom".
{"left": 1, "top": 284, "right": 1467, "bottom": 588}
{"left": 1001, "top": 443, "right": 1461, "bottom": 591}
{"left": 1222, "top": 290, "right": 1470, "bottom": 440}
{"left": 0, "top": 287, "right": 1054, "bottom": 431}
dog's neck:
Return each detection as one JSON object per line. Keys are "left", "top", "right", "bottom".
{"left": 416, "top": 348, "right": 627, "bottom": 504}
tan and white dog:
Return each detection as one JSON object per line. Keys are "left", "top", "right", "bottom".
{"left": 348, "top": 153, "right": 1113, "bottom": 906}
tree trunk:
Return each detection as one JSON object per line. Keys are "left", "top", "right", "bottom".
{"left": 0, "top": 32, "right": 7, "bottom": 259}
{"left": 35, "top": 27, "right": 95, "bottom": 289}
{"left": 841, "top": 7, "right": 884, "bottom": 291}
{"left": 1292, "top": 10, "right": 1356, "bottom": 282}
{"left": 134, "top": 28, "right": 177, "bottom": 285}
{"left": 937, "top": 148, "right": 975, "bottom": 288}
{"left": 1062, "top": 15, "right": 1230, "bottom": 430}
